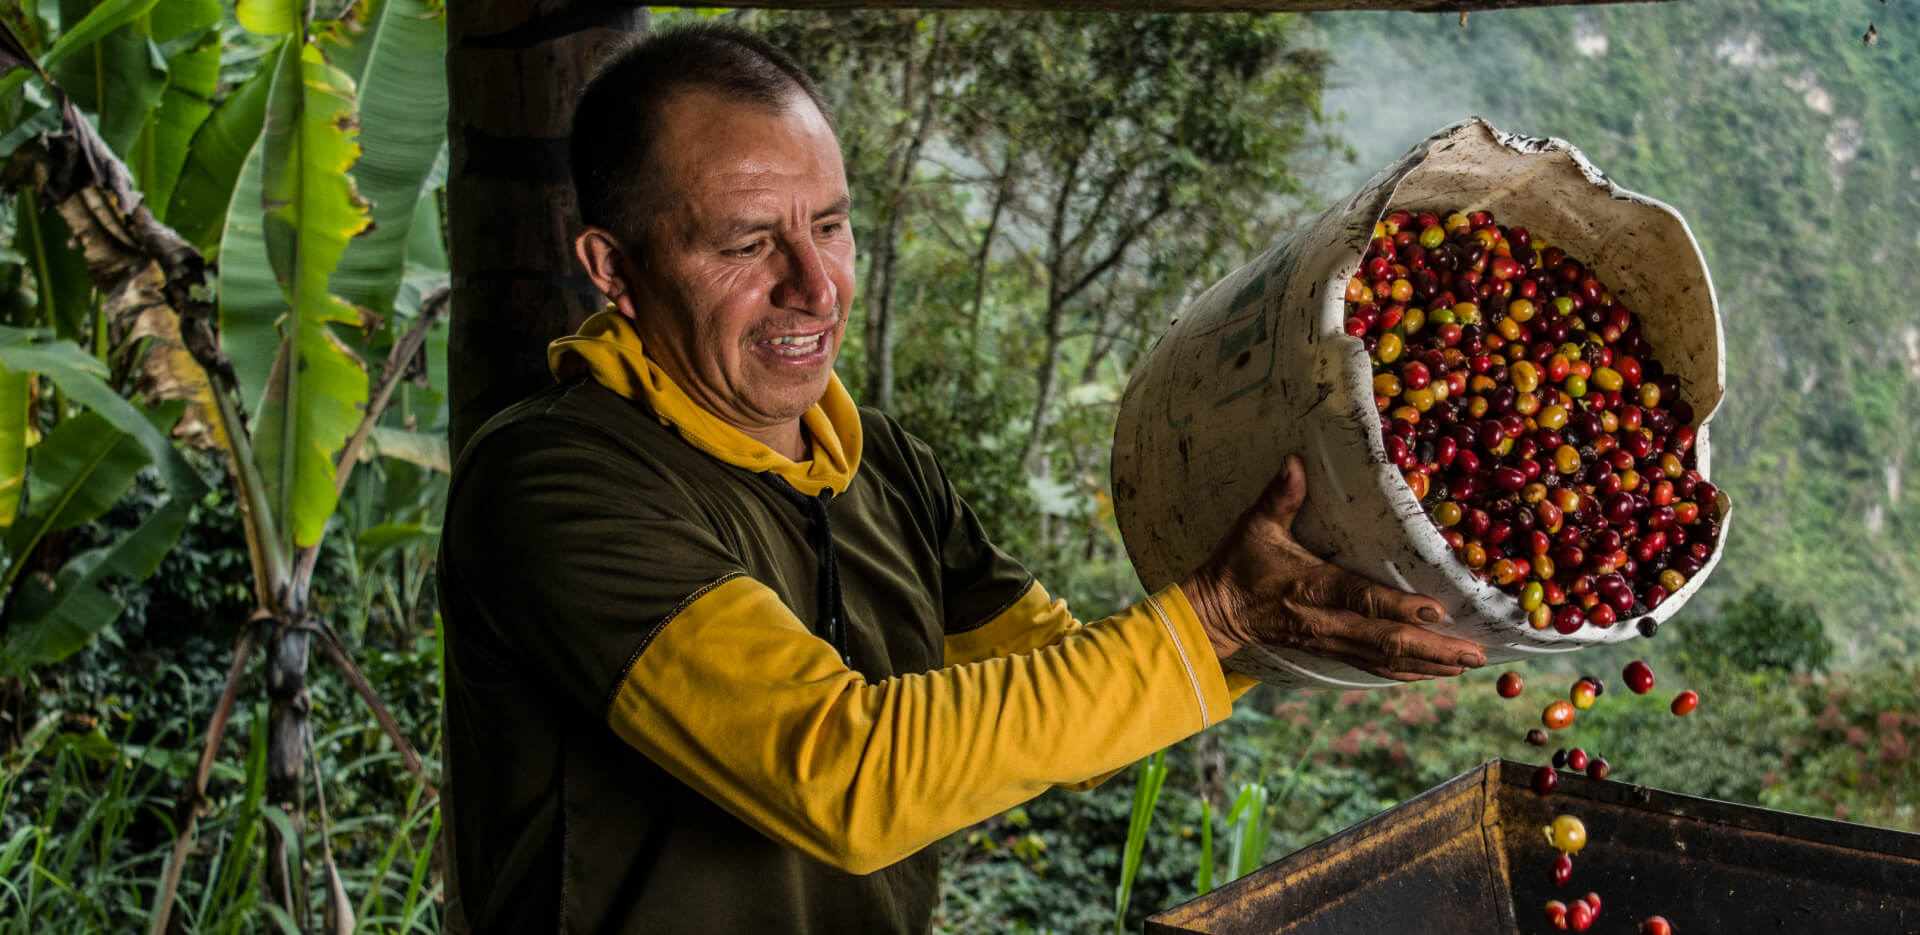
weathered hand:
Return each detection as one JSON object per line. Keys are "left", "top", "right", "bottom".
{"left": 1180, "top": 454, "right": 1486, "bottom": 681}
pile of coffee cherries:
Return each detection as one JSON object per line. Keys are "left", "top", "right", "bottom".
{"left": 1345, "top": 209, "right": 1721, "bottom": 633}
{"left": 1497, "top": 663, "right": 1697, "bottom": 932}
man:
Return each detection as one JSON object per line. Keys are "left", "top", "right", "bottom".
{"left": 438, "top": 24, "right": 1486, "bottom": 934}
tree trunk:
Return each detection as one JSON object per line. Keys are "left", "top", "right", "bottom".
{"left": 861, "top": 13, "right": 946, "bottom": 412}
{"left": 445, "top": 0, "right": 648, "bottom": 459}
{"left": 964, "top": 160, "right": 1010, "bottom": 384}
{"left": 263, "top": 620, "right": 310, "bottom": 922}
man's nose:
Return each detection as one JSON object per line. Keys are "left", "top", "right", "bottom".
{"left": 772, "top": 235, "right": 838, "bottom": 316}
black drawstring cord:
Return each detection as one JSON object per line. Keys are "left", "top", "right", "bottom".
{"left": 762, "top": 474, "right": 851, "bottom": 667}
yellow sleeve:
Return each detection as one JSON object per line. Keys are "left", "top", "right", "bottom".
{"left": 941, "top": 580, "right": 1259, "bottom": 792}
{"left": 947, "top": 580, "right": 1262, "bottom": 698}
{"left": 608, "top": 577, "right": 1232, "bottom": 875}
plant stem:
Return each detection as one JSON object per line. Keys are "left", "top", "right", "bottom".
{"left": 148, "top": 620, "right": 261, "bottom": 935}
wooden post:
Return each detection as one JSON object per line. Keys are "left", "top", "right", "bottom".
{"left": 445, "top": 0, "right": 647, "bottom": 458}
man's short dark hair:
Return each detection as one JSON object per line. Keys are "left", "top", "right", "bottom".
{"left": 569, "top": 24, "right": 832, "bottom": 253}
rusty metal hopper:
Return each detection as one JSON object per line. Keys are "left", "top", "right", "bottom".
{"left": 1147, "top": 758, "right": 1920, "bottom": 934}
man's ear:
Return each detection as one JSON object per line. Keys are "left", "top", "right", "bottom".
{"left": 573, "top": 227, "right": 636, "bottom": 318}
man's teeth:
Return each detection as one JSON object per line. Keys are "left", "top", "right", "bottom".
{"left": 769, "top": 334, "right": 823, "bottom": 356}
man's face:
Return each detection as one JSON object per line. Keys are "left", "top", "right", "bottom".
{"left": 624, "top": 88, "right": 855, "bottom": 445}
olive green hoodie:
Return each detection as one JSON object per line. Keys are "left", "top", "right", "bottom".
{"left": 439, "top": 311, "right": 1246, "bottom": 933}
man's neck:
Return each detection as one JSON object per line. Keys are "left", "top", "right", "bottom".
{"left": 745, "top": 421, "right": 809, "bottom": 462}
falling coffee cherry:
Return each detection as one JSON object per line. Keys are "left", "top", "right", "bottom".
{"left": 1671, "top": 690, "right": 1699, "bottom": 716}
{"left": 1566, "top": 748, "right": 1589, "bottom": 771}
{"left": 1544, "top": 900, "right": 1570, "bottom": 930}
{"left": 1586, "top": 756, "right": 1611, "bottom": 781}
{"left": 1544, "top": 699, "right": 1576, "bottom": 730}
{"left": 1544, "top": 814, "right": 1588, "bottom": 854}
{"left": 1623, "top": 660, "right": 1656, "bottom": 694}
{"left": 1637, "top": 617, "right": 1659, "bottom": 637}
{"left": 1570, "top": 679, "right": 1598, "bottom": 710}
{"left": 1497, "top": 671, "right": 1524, "bottom": 698}
{"left": 1568, "top": 899, "right": 1595, "bottom": 931}
{"left": 1526, "top": 728, "right": 1549, "bottom": 746}
{"left": 1551, "top": 852, "right": 1574, "bottom": 885}
{"left": 1583, "top": 892, "right": 1602, "bottom": 916}
{"left": 1640, "top": 917, "right": 1673, "bottom": 935}
{"left": 1532, "top": 764, "right": 1559, "bottom": 796}
{"left": 1552, "top": 747, "right": 1569, "bottom": 768}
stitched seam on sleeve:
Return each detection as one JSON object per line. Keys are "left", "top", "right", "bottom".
{"left": 1145, "top": 593, "right": 1209, "bottom": 728}
{"left": 601, "top": 572, "right": 746, "bottom": 718}
{"left": 946, "top": 575, "right": 1039, "bottom": 636}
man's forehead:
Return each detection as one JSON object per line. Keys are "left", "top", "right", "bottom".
{"left": 653, "top": 90, "right": 848, "bottom": 217}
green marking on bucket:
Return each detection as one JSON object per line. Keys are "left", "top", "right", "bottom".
{"left": 1214, "top": 314, "right": 1268, "bottom": 366}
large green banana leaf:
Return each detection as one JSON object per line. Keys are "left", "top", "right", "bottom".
{"left": 38, "top": 0, "right": 159, "bottom": 71}
{"left": 48, "top": 0, "right": 166, "bottom": 158}
{"left": 3, "top": 487, "right": 192, "bottom": 671}
{"left": 13, "top": 197, "right": 91, "bottom": 341}
{"left": 249, "top": 39, "right": 373, "bottom": 551}
{"left": 0, "top": 330, "right": 203, "bottom": 501}
{"left": 0, "top": 400, "right": 185, "bottom": 575}
{"left": 143, "top": 0, "right": 224, "bottom": 217}
{"left": 405, "top": 144, "right": 449, "bottom": 270}
{"left": 3, "top": 409, "right": 153, "bottom": 561}
{"left": 167, "top": 50, "right": 274, "bottom": 248}
{"left": 235, "top": 0, "right": 299, "bottom": 38}
{"left": 215, "top": 121, "right": 281, "bottom": 410}
{"left": 0, "top": 366, "right": 27, "bottom": 529}
{"left": 326, "top": 0, "right": 448, "bottom": 316}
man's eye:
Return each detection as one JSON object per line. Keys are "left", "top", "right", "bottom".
{"left": 817, "top": 221, "right": 843, "bottom": 236}
{"left": 723, "top": 241, "right": 766, "bottom": 258}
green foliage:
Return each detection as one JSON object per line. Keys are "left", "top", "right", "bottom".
{"left": 1113, "top": 749, "right": 1166, "bottom": 933}
{"left": 757, "top": 10, "right": 1342, "bottom": 608}
{"left": 0, "top": 326, "right": 206, "bottom": 674}
{"left": 0, "top": 644, "right": 443, "bottom": 932}
{"left": 250, "top": 38, "right": 373, "bottom": 551}
{"left": 1673, "top": 584, "right": 1833, "bottom": 677}
{"left": 2, "top": 0, "right": 451, "bottom": 924}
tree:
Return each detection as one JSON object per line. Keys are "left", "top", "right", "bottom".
{"left": 761, "top": 11, "right": 1343, "bottom": 583}
{"left": 1, "top": 0, "right": 453, "bottom": 926}
{"left": 1675, "top": 584, "right": 1833, "bottom": 677}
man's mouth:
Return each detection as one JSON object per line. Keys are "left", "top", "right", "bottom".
{"left": 765, "top": 332, "right": 827, "bottom": 358}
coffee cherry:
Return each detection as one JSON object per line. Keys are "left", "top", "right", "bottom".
{"left": 1545, "top": 900, "right": 1570, "bottom": 930}
{"left": 1532, "top": 764, "right": 1559, "bottom": 796}
{"left": 1586, "top": 756, "right": 1610, "bottom": 781}
{"left": 1544, "top": 814, "right": 1587, "bottom": 854}
{"left": 1671, "top": 690, "right": 1699, "bottom": 716}
{"left": 1582, "top": 892, "right": 1602, "bottom": 916}
{"left": 1623, "top": 660, "right": 1655, "bottom": 694}
{"left": 1497, "top": 671, "right": 1524, "bottom": 698}
{"left": 1552, "top": 747, "right": 1569, "bottom": 768}
{"left": 1353, "top": 209, "right": 1715, "bottom": 628}
{"left": 1569, "top": 899, "right": 1595, "bottom": 931}
{"left": 1552, "top": 852, "right": 1574, "bottom": 885}
{"left": 1526, "top": 728, "right": 1549, "bottom": 746}
{"left": 1570, "top": 680, "right": 1598, "bottom": 709}
{"left": 1543, "top": 700, "right": 1575, "bottom": 730}
{"left": 1640, "top": 917, "right": 1673, "bottom": 935}
{"left": 1566, "top": 747, "right": 1589, "bottom": 771}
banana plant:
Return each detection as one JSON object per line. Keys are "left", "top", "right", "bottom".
{"left": 1, "top": 0, "right": 451, "bottom": 927}
{"left": 0, "top": 328, "right": 206, "bottom": 672}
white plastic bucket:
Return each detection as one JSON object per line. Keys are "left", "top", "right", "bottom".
{"left": 1112, "top": 118, "right": 1732, "bottom": 689}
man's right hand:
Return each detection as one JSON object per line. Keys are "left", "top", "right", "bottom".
{"left": 1179, "top": 454, "right": 1487, "bottom": 681}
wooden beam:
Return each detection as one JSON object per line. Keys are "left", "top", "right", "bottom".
{"left": 716, "top": 0, "right": 1665, "bottom": 12}
{"left": 445, "top": 0, "right": 646, "bottom": 457}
